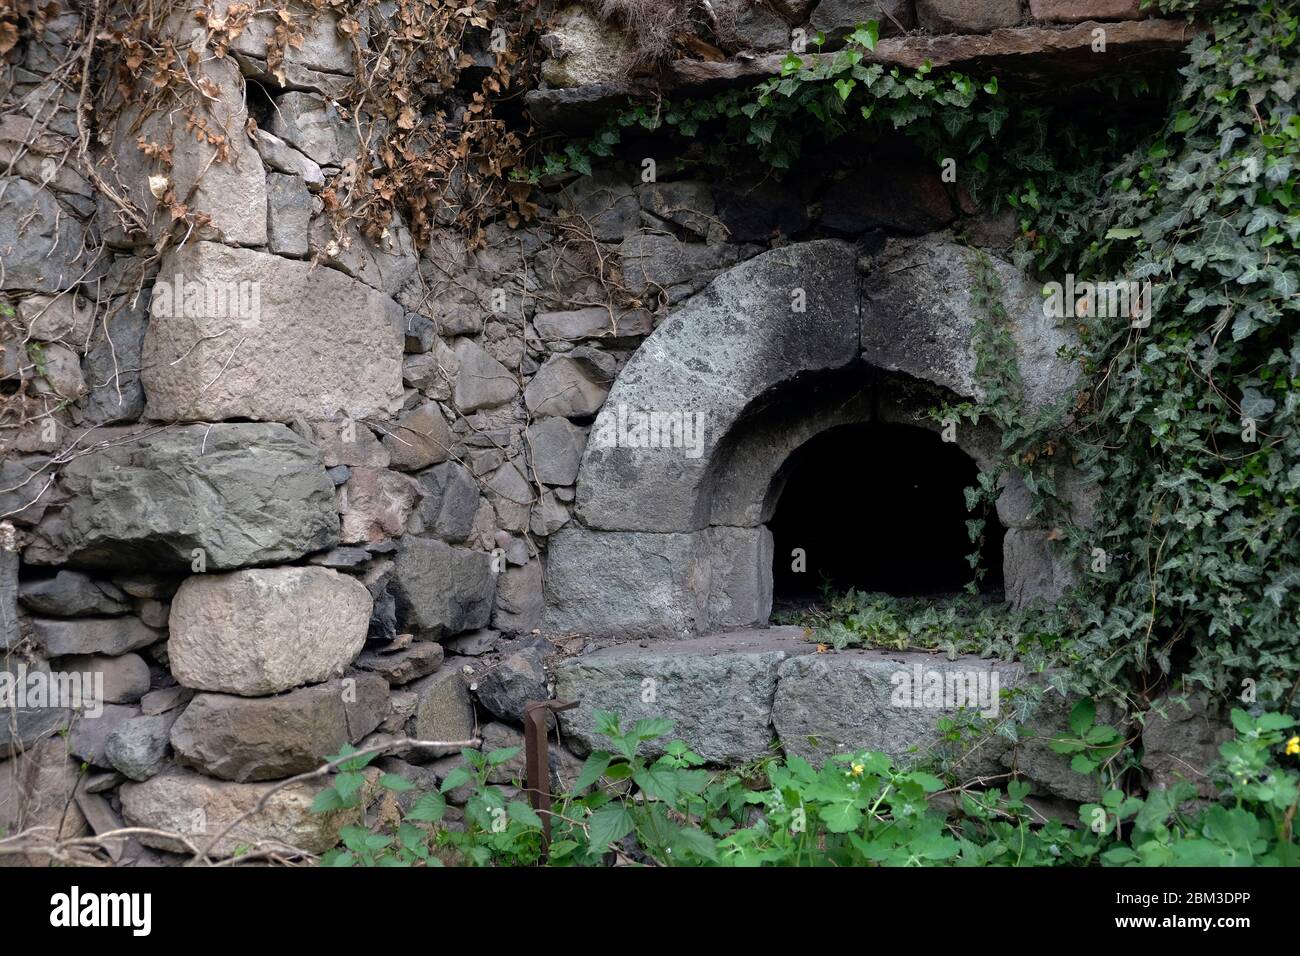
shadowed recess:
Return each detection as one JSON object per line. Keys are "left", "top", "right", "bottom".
{"left": 768, "top": 422, "right": 1004, "bottom": 604}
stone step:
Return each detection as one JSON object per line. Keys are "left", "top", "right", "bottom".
{"left": 555, "top": 629, "right": 1101, "bottom": 800}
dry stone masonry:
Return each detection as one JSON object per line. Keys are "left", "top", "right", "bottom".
{"left": 0, "top": 0, "right": 1223, "bottom": 864}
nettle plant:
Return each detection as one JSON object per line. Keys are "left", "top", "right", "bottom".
{"left": 312, "top": 710, "right": 1300, "bottom": 867}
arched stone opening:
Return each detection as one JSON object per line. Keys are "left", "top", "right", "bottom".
{"left": 768, "top": 421, "right": 1004, "bottom": 607}
{"left": 543, "top": 238, "right": 1080, "bottom": 640}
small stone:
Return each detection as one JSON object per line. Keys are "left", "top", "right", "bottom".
{"left": 82, "top": 296, "right": 148, "bottom": 425}
{"left": 124, "top": 598, "right": 164, "bottom": 632}
{"left": 537, "top": 6, "right": 639, "bottom": 88}
{"left": 492, "top": 561, "right": 544, "bottom": 636}
{"left": 339, "top": 467, "right": 421, "bottom": 545}
{"left": 1, "top": 532, "right": 20, "bottom": 650}
{"left": 269, "top": 92, "right": 359, "bottom": 167}
{"left": 391, "top": 536, "right": 496, "bottom": 640}
{"left": 17, "top": 293, "right": 95, "bottom": 347}
{"left": 120, "top": 765, "right": 365, "bottom": 858}
{"left": 1029, "top": 0, "right": 1140, "bottom": 23}
{"left": 0, "top": 738, "right": 87, "bottom": 857}
{"left": 304, "top": 419, "right": 391, "bottom": 469}
{"left": 734, "top": 2, "right": 793, "bottom": 51}
{"left": 106, "top": 712, "right": 178, "bottom": 781}
{"left": 444, "top": 628, "right": 500, "bottom": 657}
{"left": 32, "top": 342, "right": 86, "bottom": 400}
{"left": 524, "top": 353, "right": 613, "bottom": 419}
{"left": 403, "top": 312, "right": 436, "bottom": 353}
{"left": 355, "top": 642, "right": 445, "bottom": 686}
{"left": 309, "top": 545, "right": 372, "bottom": 569}
{"left": 112, "top": 573, "right": 181, "bottom": 600}
{"left": 18, "top": 571, "right": 130, "bottom": 617}
{"left": 54, "top": 653, "right": 151, "bottom": 704}
{"left": 326, "top": 465, "right": 352, "bottom": 485}
{"left": 139, "top": 685, "right": 194, "bottom": 716}
{"left": 68, "top": 703, "right": 139, "bottom": 766}
{"left": 430, "top": 301, "right": 484, "bottom": 337}
{"left": 917, "top": 0, "right": 1021, "bottom": 33}
{"left": 486, "top": 461, "right": 533, "bottom": 533}
{"left": 452, "top": 339, "right": 518, "bottom": 413}
{"left": 533, "top": 307, "right": 652, "bottom": 342}
{"left": 381, "top": 689, "right": 419, "bottom": 733}
{"left": 810, "top": 0, "right": 915, "bottom": 43}
{"left": 30, "top": 616, "right": 162, "bottom": 657}
{"left": 480, "top": 721, "right": 528, "bottom": 783}
{"left": 413, "top": 461, "right": 480, "bottom": 542}
{"left": 474, "top": 644, "right": 549, "bottom": 724}
{"left": 1, "top": 656, "right": 75, "bottom": 755}
{"left": 526, "top": 417, "right": 587, "bottom": 486}
{"left": 373, "top": 756, "right": 441, "bottom": 814}
{"left": 409, "top": 666, "right": 475, "bottom": 747}
{"left": 381, "top": 403, "right": 452, "bottom": 471}
{"left": 266, "top": 172, "right": 315, "bottom": 257}
{"left": 253, "top": 129, "right": 325, "bottom": 189}
{"left": 639, "top": 180, "right": 720, "bottom": 238}
{"left": 1140, "top": 693, "right": 1232, "bottom": 798}
{"left": 84, "top": 770, "right": 126, "bottom": 794}
{"left": 617, "top": 231, "right": 745, "bottom": 296}
{"left": 558, "top": 170, "right": 640, "bottom": 242}
{"left": 74, "top": 789, "right": 128, "bottom": 861}
{"left": 529, "top": 489, "right": 570, "bottom": 536}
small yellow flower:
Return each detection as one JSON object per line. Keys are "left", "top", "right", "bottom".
{"left": 1285, "top": 735, "right": 1299, "bottom": 756}
{"left": 850, "top": 762, "right": 865, "bottom": 777}
{"left": 816, "top": 643, "right": 830, "bottom": 654}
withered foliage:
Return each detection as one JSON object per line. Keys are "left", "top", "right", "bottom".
{"left": 82, "top": 0, "right": 545, "bottom": 249}
{"left": 325, "top": 0, "right": 545, "bottom": 248}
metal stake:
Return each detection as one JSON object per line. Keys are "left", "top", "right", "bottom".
{"left": 523, "top": 698, "right": 578, "bottom": 855}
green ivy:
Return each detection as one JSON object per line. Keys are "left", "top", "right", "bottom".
{"left": 1059, "top": 0, "right": 1300, "bottom": 703}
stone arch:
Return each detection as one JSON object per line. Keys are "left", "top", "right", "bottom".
{"left": 543, "top": 237, "right": 1080, "bottom": 639}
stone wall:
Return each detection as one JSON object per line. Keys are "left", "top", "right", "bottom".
{"left": 0, "top": 1, "right": 1210, "bottom": 864}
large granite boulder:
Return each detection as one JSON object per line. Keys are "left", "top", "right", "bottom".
{"left": 861, "top": 237, "right": 1079, "bottom": 418}
{"left": 168, "top": 567, "right": 371, "bottom": 696}
{"left": 119, "top": 765, "right": 366, "bottom": 858}
{"left": 26, "top": 423, "right": 339, "bottom": 571}
{"left": 555, "top": 629, "right": 813, "bottom": 763}
{"left": 170, "top": 673, "right": 390, "bottom": 781}
{"left": 773, "top": 649, "right": 1025, "bottom": 775}
{"left": 142, "top": 242, "right": 404, "bottom": 422}
{"left": 543, "top": 526, "right": 772, "bottom": 639}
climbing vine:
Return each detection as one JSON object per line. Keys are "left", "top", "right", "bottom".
{"left": 1061, "top": 0, "right": 1300, "bottom": 705}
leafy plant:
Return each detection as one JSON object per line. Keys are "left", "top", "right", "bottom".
{"left": 313, "top": 708, "right": 1300, "bottom": 867}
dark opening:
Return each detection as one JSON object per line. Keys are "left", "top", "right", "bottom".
{"left": 768, "top": 422, "right": 1004, "bottom": 606}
